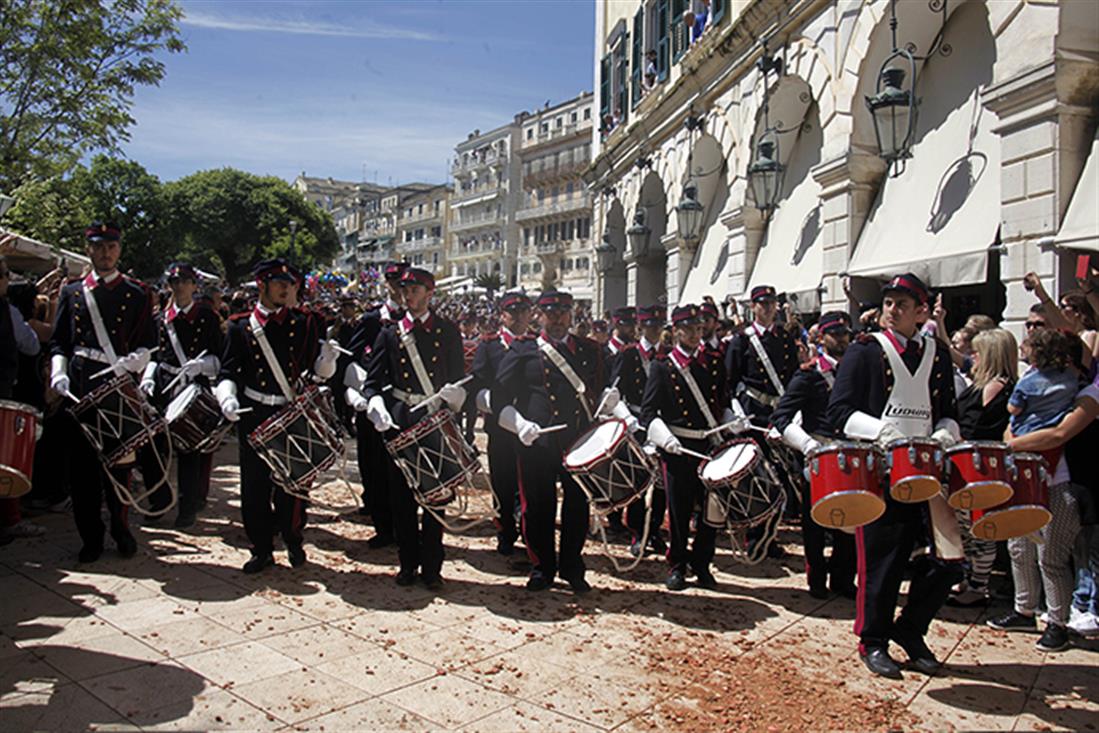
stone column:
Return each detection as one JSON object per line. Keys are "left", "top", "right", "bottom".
{"left": 663, "top": 232, "right": 699, "bottom": 306}
{"left": 721, "top": 205, "right": 765, "bottom": 304}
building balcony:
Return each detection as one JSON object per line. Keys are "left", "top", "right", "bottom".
{"left": 449, "top": 211, "right": 502, "bottom": 233}
{"left": 452, "top": 151, "right": 509, "bottom": 177}
{"left": 515, "top": 192, "right": 591, "bottom": 223}
{"left": 396, "top": 236, "right": 443, "bottom": 254}
{"left": 450, "top": 183, "right": 502, "bottom": 207}
{"left": 522, "top": 148, "right": 591, "bottom": 186}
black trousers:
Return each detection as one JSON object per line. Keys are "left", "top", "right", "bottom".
{"left": 385, "top": 443, "right": 444, "bottom": 578}
{"left": 664, "top": 452, "right": 716, "bottom": 573}
{"left": 65, "top": 411, "right": 130, "bottom": 550}
{"left": 355, "top": 413, "right": 394, "bottom": 538}
{"left": 627, "top": 484, "right": 666, "bottom": 545}
{"left": 854, "top": 500, "right": 962, "bottom": 652}
{"left": 801, "top": 476, "right": 855, "bottom": 589}
{"left": 486, "top": 427, "right": 519, "bottom": 546}
{"left": 517, "top": 444, "right": 589, "bottom": 581}
{"left": 238, "top": 400, "right": 306, "bottom": 556}
{"left": 143, "top": 434, "right": 212, "bottom": 515}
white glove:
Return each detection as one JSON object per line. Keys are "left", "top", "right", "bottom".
{"left": 664, "top": 434, "right": 684, "bottom": 454}
{"left": 781, "top": 423, "right": 820, "bottom": 456}
{"left": 139, "top": 378, "right": 156, "bottom": 397}
{"left": 198, "top": 354, "right": 220, "bottom": 378}
{"left": 313, "top": 340, "right": 339, "bottom": 380}
{"left": 366, "top": 395, "right": 396, "bottom": 433}
{"left": 475, "top": 388, "right": 491, "bottom": 413}
{"left": 221, "top": 397, "right": 240, "bottom": 422}
{"left": 345, "top": 388, "right": 369, "bottom": 412}
{"left": 647, "top": 417, "right": 682, "bottom": 454}
{"left": 215, "top": 379, "right": 240, "bottom": 421}
{"left": 49, "top": 354, "right": 70, "bottom": 396}
{"left": 439, "top": 382, "right": 467, "bottom": 413}
{"left": 117, "top": 348, "right": 152, "bottom": 374}
{"left": 598, "top": 386, "right": 621, "bottom": 416}
{"left": 875, "top": 423, "right": 905, "bottom": 448}
{"left": 930, "top": 427, "right": 958, "bottom": 449}
{"left": 498, "top": 405, "right": 542, "bottom": 447}
{"left": 517, "top": 421, "right": 540, "bottom": 447}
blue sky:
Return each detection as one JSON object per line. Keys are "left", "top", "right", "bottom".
{"left": 125, "top": 0, "right": 595, "bottom": 185}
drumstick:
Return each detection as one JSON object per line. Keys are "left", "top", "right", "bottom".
{"left": 234, "top": 407, "right": 254, "bottom": 415}
{"left": 536, "top": 423, "right": 568, "bottom": 435}
{"left": 164, "top": 350, "right": 208, "bottom": 392}
{"left": 593, "top": 376, "right": 620, "bottom": 418}
{"left": 62, "top": 389, "right": 79, "bottom": 402}
{"left": 89, "top": 347, "right": 160, "bottom": 380}
{"left": 677, "top": 447, "right": 711, "bottom": 462}
{"left": 411, "top": 374, "right": 474, "bottom": 412}
{"left": 320, "top": 339, "right": 354, "bottom": 357}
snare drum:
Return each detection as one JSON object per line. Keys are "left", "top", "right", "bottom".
{"left": 0, "top": 401, "right": 41, "bottom": 498}
{"left": 385, "top": 409, "right": 479, "bottom": 507}
{"left": 698, "top": 439, "right": 785, "bottom": 528}
{"left": 564, "top": 419, "right": 656, "bottom": 512}
{"left": 165, "top": 384, "right": 232, "bottom": 453}
{"left": 807, "top": 442, "right": 886, "bottom": 529}
{"left": 71, "top": 375, "right": 165, "bottom": 467}
{"left": 946, "top": 441, "right": 1014, "bottom": 511}
{"left": 248, "top": 385, "right": 345, "bottom": 495}
{"left": 885, "top": 437, "right": 943, "bottom": 503}
{"left": 970, "top": 452, "right": 1052, "bottom": 540}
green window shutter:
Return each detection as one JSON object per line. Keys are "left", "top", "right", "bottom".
{"left": 630, "top": 9, "right": 643, "bottom": 109}
{"left": 657, "top": 0, "right": 669, "bottom": 81}
{"left": 599, "top": 53, "right": 611, "bottom": 125}
{"left": 671, "top": 0, "right": 687, "bottom": 63}
{"left": 616, "top": 38, "right": 629, "bottom": 123}
{"left": 713, "top": 0, "right": 726, "bottom": 24}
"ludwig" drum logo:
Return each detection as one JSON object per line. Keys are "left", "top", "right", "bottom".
{"left": 884, "top": 405, "right": 931, "bottom": 420}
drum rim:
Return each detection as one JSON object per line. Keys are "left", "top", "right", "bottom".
{"left": 0, "top": 400, "right": 42, "bottom": 419}
{"left": 946, "top": 440, "right": 1009, "bottom": 454}
{"left": 884, "top": 436, "right": 941, "bottom": 450}
{"left": 563, "top": 418, "right": 627, "bottom": 470}
{"left": 810, "top": 489, "right": 887, "bottom": 526}
{"left": 0, "top": 464, "right": 33, "bottom": 498}
{"left": 806, "top": 440, "right": 881, "bottom": 458}
{"left": 698, "top": 438, "right": 761, "bottom": 485}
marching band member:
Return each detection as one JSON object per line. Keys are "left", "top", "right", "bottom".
{"left": 700, "top": 301, "right": 723, "bottom": 355}
{"left": 328, "top": 295, "right": 360, "bottom": 432}
{"left": 613, "top": 304, "right": 668, "bottom": 557}
{"left": 771, "top": 310, "right": 856, "bottom": 599}
{"left": 344, "top": 261, "right": 407, "bottom": 545}
{"left": 642, "top": 304, "right": 732, "bottom": 591}
{"left": 493, "top": 290, "right": 605, "bottom": 593}
{"left": 827, "top": 273, "right": 961, "bottom": 679}
{"left": 139, "top": 262, "right": 224, "bottom": 527}
{"left": 357, "top": 267, "right": 465, "bottom": 590}
{"left": 470, "top": 290, "right": 533, "bottom": 556}
{"left": 604, "top": 306, "right": 637, "bottom": 370}
{"left": 216, "top": 258, "right": 337, "bottom": 573}
{"left": 49, "top": 222, "right": 156, "bottom": 562}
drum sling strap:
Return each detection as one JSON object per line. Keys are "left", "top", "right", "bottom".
{"left": 82, "top": 283, "right": 120, "bottom": 365}
{"left": 669, "top": 356, "right": 720, "bottom": 448}
{"left": 538, "top": 336, "right": 592, "bottom": 422}
{"left": 747, "top": 329, "right": 785, "bottom": 397}
{"left": 398, "top": 319, "right": 436, "bottom": 399}
{"left": 164, "top": 317, "right": 188, "bottom": 371}
{"left": 249, "top": 313, "right": 297, "bottom": 401}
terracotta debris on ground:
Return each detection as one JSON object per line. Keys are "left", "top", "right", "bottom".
{"left": 2, "top": 437, "right": 1097, "bottom": 731}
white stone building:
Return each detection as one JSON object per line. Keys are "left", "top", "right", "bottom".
{"left": 516, "top": 93, "right": 597, "bottom": 304}
{"left": 587, "top": 0, "right": 1099, "bottom": 335}
{"left": 395, "top": 184, "right": 452, "bottom": 277}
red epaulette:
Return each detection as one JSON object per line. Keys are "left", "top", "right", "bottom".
{"left": 228, "top": 311, "right": 251, "bottom": 322}
{"left": 654, "top": 352, "right": 671, "bottom": 362}
{"left": 856, "top": 332, "right": 875, "bottom": 344}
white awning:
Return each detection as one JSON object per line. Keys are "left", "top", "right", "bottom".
{"left": 438, "top": 276, "right": 474, "bottom": 293}
{"left": 1055, "top": 128, "right": 1099, "bottom": 253}
{"left": 847, "top": 14, "right": 1000, "bottom": 288}
{"left": 0, "top": 228, "right": 90, "bottom": 275}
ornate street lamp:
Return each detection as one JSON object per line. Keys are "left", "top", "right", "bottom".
{"left": 626, "top": 205, "right": 651, "bottom": 259}
{"left": 595, "top": 232, "right": 617, "bottom": 274}
{"left": 289, "top": 219, "right": 299, "bottom": 259}
{"left": 676, "top": 179, "right": 705, "bottom": 242}
{"left": 748, "top": 137, "right": 783, "bottom": 216}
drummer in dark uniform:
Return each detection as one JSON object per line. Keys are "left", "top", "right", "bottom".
{"left": 826, "top": 273, "right": 961, "bottom": 679}
{"left": 327, "top": 295, "right": 359, "bottom": 432}
{"left": 600, "top": 306, "right": 636, "bottom": 533}
{"left": 343, "top": 261, "right": 406, "bottom": 546}
{"left": 215, "top": 258, "right": 339, "bottom": 573}
{"left": 139, "top": 262, "right": 224, "bottom": 527}
{"left": 355, "top": 267, "right": 466, "bottom": 590}
{"left": 493, "top": 290, "right": 605, "bottom": 593}
{"left": 771, "top": 310, "right": 855, "bottom": 599}
{"left": 612, "top": 304, "right": 667, "bottom": 557}
{"left": 49, "top": 222, "right": 157, "bottom": 562}
{"left": 641, "top": 304, "right": 731, "bottom": 591}
{"left": 470, "top": 291, "right": 533, "bottom": 556}
{"left": 700, "top": 301, "right": 723, "bottom": 355}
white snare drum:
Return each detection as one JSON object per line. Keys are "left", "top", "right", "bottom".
{"left": 564, "top": 419, "right": 656, "bottom": 512}
{"left": 71, "top": 375, "right": 165, "bottom": 467}
{"left": 385, "top": 409, "right": 480, "bottom": 507}
{"left": 698, "top": 439, "right": 785, "bottom": 529}
{"left": 248, "top": 385, "right": 345, "bottom": 496}
{"left": 165, "top": 384, "right": 232, "bottom": 453}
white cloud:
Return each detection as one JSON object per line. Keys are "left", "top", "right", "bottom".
{"left": 181, "top": 9, "right": 443, "bottom": 42}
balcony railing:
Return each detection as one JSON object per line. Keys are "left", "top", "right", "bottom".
{"left": 450, "top": 211, "right": 502, "bottom": 233}
{"left": 450, "top": 183, "right": 502, "bottom": 205}
{"left": 452, "top": 150, "right": 508, "bottom": 176}
{"left": 522, "top": 147, "right": 592, "bottom": 185}
{"left": 515, "top": 192, "right": 591, "bottom": 222}
{"left": 396, "top": 236, "right": 443, "bottom": 253}
{"left": 450, "top": 241, "right": 502, "bottom": 259}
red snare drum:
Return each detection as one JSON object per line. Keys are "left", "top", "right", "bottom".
{"left": 807, "top": 442, "right": 885, "bottom": 529}
{"left": 885, "top": 437, "right": 943, "bottom": 503}
{"left": 946, "top": 441, "right": 1014, "bottom": 511}
{"left": 971, "top": 452, "right": 1052, "bottom": 540}
{"left": 0, "top": 400, "right": 41, "bottom": 498}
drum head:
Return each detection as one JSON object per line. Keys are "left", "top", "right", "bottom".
{"left": 564, "top": 420, "right": 624, "bottom": 469}
{"left": 972, "top": 505, "right": 1052, "bottom": 541}
{"left": 165, "top": 384, "right": 200, "bottom": 422}
{"left": 891, "top": 476, "right": 943, "bottom": 503}
{"left": 701, "top": 442, "right": 758, "bottom": 483}
{"left": 811, "top": 491, "right": 886, "bottom": 530}
{"left": 946, "top": 481, "right": 1013, "bottom": 511}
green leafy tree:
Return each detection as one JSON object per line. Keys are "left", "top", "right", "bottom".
{"left": 0, "top": 0, "right": 185, "bottom": 191}
{"left": 3, "top": 175, "right": 91, "bottom": 254}
{"left": 164, "top": 168, "right": 339, "bottom": 284}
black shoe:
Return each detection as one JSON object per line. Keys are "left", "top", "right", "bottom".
{"left": 368, "top": 533, "right": 395, "bottom": 549}
{"left": 243, "top": 553, "right": 273, "bottom": 574}
{"left": 1036, "top": 624, "right": 1070, "bottom": 652}
{"left": 78, "top": 544, "right": 103, "bottom": 563}
{"left": 173, "top": 511, "right": 197, "bottom": 529}
{"left": 767, "top": 543, "right": 787, "bottom": 559}
{"left": 831, "top": 582, "right": 857, "bottom": 600}
{"left": 892, "top": 634, "right": 941, "bottom": 675}
{"left": 666, "top": 569, "right": 688, "bottom": 591}
{"left": 809, "top": 583, "right": 829, "bottom": 600}
{"left": 694, "top": 569, "right": 717, "bottom": 590}
{"left": 288, "top": 544, "right": 306, "bottom": 568}
{"left": 422, "top": 575, "right": 444, "bottom": 592}
{"left": 114, "top": 531, "right": 137, "bottom": 558}
{"left": 648, "top": 535, "right": 667, "bottom": 555}
{"left": 395, "top": 568, "right": 418, "bottom": 586}
{"left": 562, "top": 574, "right": 591, "bottom": 594}
{"left": 860, "top": 647, "right": 903, "bottom": 680}
{"left": 986, "top": 611, "right": 1037, "bottom": 631}
{"left": 526, "top": 573, "right": 552, "bottom": 592}
{"left": 629, "top": 540, "right": 643, "bottom": 558}
{"left": 496, "top": 539, "right": 515, "bottom": 557}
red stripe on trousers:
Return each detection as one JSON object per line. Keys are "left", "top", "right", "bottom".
{"left": 515, "top": 454, "right": 539, "bottom": 566}
{"left": 854, "top": 525, "right": 867, "bottom": 653}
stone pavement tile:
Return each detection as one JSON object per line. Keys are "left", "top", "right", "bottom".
{"left": 64, "top": 577, "right": 161, "bottom": 608}
{"left": 178, "top": 640, "right": 303, "bottom": 688}
{"left": 382, "top": 673, "right": 515, "bottom": 729}
{"left": 0, "top": 576, "right": 86, "bottom": 625}
{"left": 31, "top": 630, "right": 165, "bottom": 681}
{"left": 461, "top": 700, "right": 604, "bottom": 732}
{"left": 134, "top": 565, "right": 245, "bottom": 598}
{"left": 313, "top": 645, "right": 439, "bottom": 697}
{"left": 614, "top": 697, "right": 719, "bottom": 732}
{"left": 184, "top": 589, "right": 271, "bottom": 619}
{"left": 909, "top": 676, "right": 1026, "bottom": 731}
{"left": 3, "top": 613, "right": 119, "bottom": 649}
{"left": 521, "top": 629, "right": 637, "bottom": 674}
{"left": 460, "top": 614, "right": 567, "bottom": 649}
{"left": 257, "top": 623, "right": 380, "bottom": 666}
{"left": 274, "top": 588, "right": 363, "bottom": 622}
{"left": 92, "top": 595, "right": 196, "bottom": 631}
{"left": 211, "top": 602, "right": 321, "bottom": 640}
{"left": 127, "top": 687, "right": 283, "bottom": 731}
{"left": 131, "top": 615, "right": 250, "bottom": 658}
{"left": 945, "top": 628, "right": 1045, "bottom": 690}
{"left": 229, "top": 668, "right": 370, "bottom": 725}
{"left": 79, "top": 660, "right": 212, "bottom": 719}
{"left": 0, "top": 682, "right": 131, "bottom": 731}
{"left": 291, "top": 698, "right": 436, "bottom": 731}
{"left": 387, "top": 627, "right": 504, "bottom": 672}
{"left": 1013, "top": 692, "right": 1099, "bottom": 732}
{"left": 1, "top": 649, "right": 71, "bottom": 695}
{"left": 527, "top": 671, "right": 667, "bottom": 730}
{"left": 333, "top": 609, "right": 450, "bottom": 644}
{"left": 406, "top": 598, "right": 481, "bottom": 628}
{"left": 455, "top": 648, "right": 576, "bottom": 698}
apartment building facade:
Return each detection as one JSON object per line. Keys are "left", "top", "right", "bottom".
{"left": 395, "top": 184, "right": 452, "bottom": 276}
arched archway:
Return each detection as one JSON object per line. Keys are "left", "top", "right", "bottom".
{"left": 601, "top": 198, "right": 628, "bottom": 313}
{"left": 678, "top": 131, "right": 733, "bottom": 304}
{"left": 628, "top": 170, "right": 668, "bottom": 307}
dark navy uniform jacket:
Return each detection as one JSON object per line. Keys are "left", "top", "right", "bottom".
{"left": 640, "top": 346, "right": 729, "bottom": 453}
{"left": 218, "top": 307, "right": 323, "bottom": 398}
{"left": 347, "top": 301, "right": 404, "bottom": 364}
{"left": 826, "top": 332, "right": 957, "bottom": 435}
{"left": 50, "top": 273, "right": 156, "bottom": 398}
{"left": 470, "top": 329, "right": 521, "bottom": 436}
{"left": 610, "top": 341, "right": 660, "bottom": 415}
{"left": 362, "top": 312, "right": 464, "bottom": 432}
{"left": 771, "top": 356, "right": 838, "bottom": 438}
{"left": 493, "top": 333, "right": 603, "bottom": 453}
{"left": 153, "top": 302, "right": 224, "bottom": 398}
{"left": 724, "top": 323, "right": 799, "bottom": 401}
